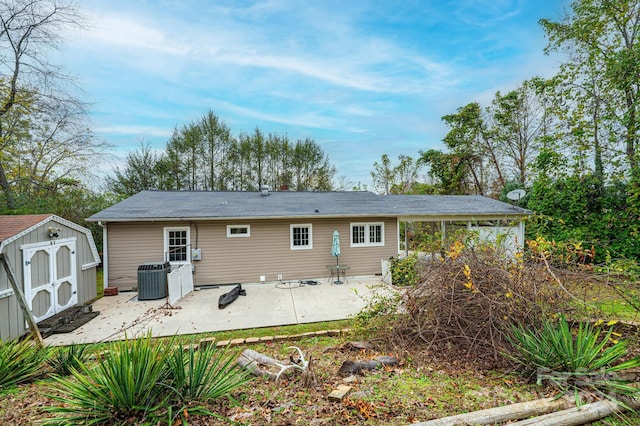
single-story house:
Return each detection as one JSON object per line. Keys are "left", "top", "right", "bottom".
{"left": 0, "top": 214, "right": 101, "bottom": 341}
{"left": 87, "top": 190, "right": 531, "bottom": 292}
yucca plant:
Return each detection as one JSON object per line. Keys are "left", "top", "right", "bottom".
{"left": 47, "top": 344, "right": 91, "bottom": 376}
{"left": 166, "top": 342, "right": 252, "bottom": 408}
{"left": 44, "top": 332, "right": 174, "bottom": 425}
{"left": 0, "top": 337, "right": 48, "bottom": 392}
{"left": 506, "top": 316, "right": 640, "bottom": 408}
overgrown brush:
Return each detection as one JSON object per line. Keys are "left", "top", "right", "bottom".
{"left": 361, "top": 241, "right": 574, "bottom": 367}
{"left": 0, "top": 337, "right": 48, "bottom": 392}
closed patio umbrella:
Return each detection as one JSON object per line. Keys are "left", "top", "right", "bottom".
{"left": 332, "top": 230, "right": 343, "bottom": 284}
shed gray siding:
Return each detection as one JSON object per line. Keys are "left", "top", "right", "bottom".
{"left": 106, "top": 217, "right": 398, "bottom": 290}
{"left": 0, "top": 218, "right": 99, "bottom": 341}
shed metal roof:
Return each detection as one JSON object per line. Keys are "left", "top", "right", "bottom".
{"left": 87, "top": 190, "right": 531, "bottom": 222}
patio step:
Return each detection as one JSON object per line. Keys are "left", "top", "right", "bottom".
{"left": 37, "top": 305, "right": 100, "bottom": 338}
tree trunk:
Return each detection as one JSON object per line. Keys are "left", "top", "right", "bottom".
{"left": 511, "top": 399, "right": 639, "bottom": 426}
{"left": 337, "top": 355, "right": 399, "bottom": 376}
{"left": 0, "top": 160, "right": 15, "bottom": 210}
{"left": 413, "top": 396, "right": 572, "bottom": 426}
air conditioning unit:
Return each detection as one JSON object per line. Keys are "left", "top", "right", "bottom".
{"left": 137, "top": 261, "right": 170, "bottom": 300}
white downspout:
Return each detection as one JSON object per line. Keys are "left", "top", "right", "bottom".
{"left": 98, "top": 221, "right": 108, "bottom": 289}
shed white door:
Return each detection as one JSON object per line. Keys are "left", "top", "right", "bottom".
{"left": 22, "top": 238, "right": 77, "bottom": 323}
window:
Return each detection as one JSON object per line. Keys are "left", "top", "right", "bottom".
{"left": 164, "top": 227, "right": 190, "bottom": 263}
{"left": 290, "top": 224, "right": 313, "bottom": 250}
{"left": 227, "top": 225, "right": 250, "bottom": 238}
{"left": 351, "top": 222, "right": 384, "bottom": 247}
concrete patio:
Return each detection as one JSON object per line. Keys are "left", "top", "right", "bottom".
{"left": 44, "top": 276, "right": 391, "bottom": 346}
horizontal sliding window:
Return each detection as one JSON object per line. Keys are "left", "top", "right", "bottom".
{"left": 227, "top": 225, "right": 250, "bottom": 238}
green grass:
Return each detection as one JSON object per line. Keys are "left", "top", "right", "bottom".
{"left": 597, "top": 299, "right": 640, "bottom": 322}
{"left": 205, "top": 319, "right": 353, "bottom": 341}
{"left": 96, "top": 268, "right": 104, "bottom": 298}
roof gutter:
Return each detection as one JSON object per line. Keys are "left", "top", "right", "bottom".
{"left": 87, "top": 211, "right": 531, "bottom": 223}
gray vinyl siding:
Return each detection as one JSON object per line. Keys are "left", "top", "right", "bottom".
{"left": 106, "top": 217, "right": 398, "bottom": 289}
{"left": 0, "top": 219, "right": 98, "bottom": 341}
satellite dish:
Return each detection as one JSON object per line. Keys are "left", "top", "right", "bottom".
{"left": 506, "top": 189, "right": 527, "bottom": 201}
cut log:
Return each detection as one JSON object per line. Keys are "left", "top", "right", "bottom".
{"left": 510, "top": 398, "right": 640, "bottom": 426}
{"left": 237, "top": 348, "right": 280, "bottom": 380}
{"left": 338, "top": 355, "right": 399, "bottom": 375}
{"left": 237, "top": 347, "right": 311, "bottom": 381}
{"left": 412, "top": 396, "right": 573, "bottom": 425}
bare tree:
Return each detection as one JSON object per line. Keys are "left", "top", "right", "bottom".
{"left": 0, "top": 0, "right": 85, "bottom": 209}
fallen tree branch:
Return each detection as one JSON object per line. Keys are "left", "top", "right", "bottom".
{"left": 541, "top": 253, "right": 596, "bottom": 309}
{"left": 237, "top": 347, "right": 311, "bottom": 381}
{"left": 338, "top": 355, "right": 399, "bottom": 375}
{"left": 510, "top": 398, "right": 640, "bottom": 426}
{"left": 412, "top": 396, "right": 573, "bottom": 426}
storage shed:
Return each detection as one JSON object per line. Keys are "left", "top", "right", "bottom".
{"left": 0, "top": 214, "right": 101, "bottom": 341}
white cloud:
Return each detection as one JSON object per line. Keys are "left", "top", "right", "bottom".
{"left": 94, "top": 125, "right": 173, "bottom": 138}
{"left": 80, "top": 12, "right": 191, "bottom": 56}
{"left": 63, "top": 0, "right": 566, "bottom": 188}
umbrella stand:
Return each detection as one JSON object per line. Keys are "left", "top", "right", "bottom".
{"left": 335, "top": 255, "right": 343, "bottom": 284}
{"left": 332, "top": 230, "right": 343, "bottom": 284}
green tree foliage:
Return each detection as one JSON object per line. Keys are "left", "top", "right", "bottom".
{"left": 523, "top": 0, "right": 640, "bottom": 260}
{"left": 107, "top": 111, "right": 335, "bottom": 196}
{"left": 490, "top": 78, "right": 551, "bottom": 185}
{"left": 0, "top": 0, "right": 91, "bottom": 210}
{"left": 421, "top": 80, "right": 549, "bottom": 197}
{"left": 106, "top": 141, "right": 161, "bottom": 196}
{"left": 540, "top": 0, "right": 640, "bottom": 181}
{"left": 419, "top": 149, "right": 471, "bottom": 194}
{"left": 371, "top": 153, "right": 424, "bottom": 194}
{"left": 440, "top": 102, "right": 500, "bottom": 194}
{"left": 410, "top": 0, "right": 640, "bottom": 261}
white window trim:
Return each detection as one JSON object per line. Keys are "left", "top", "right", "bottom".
{"left": 163, "top": 226, "right": 191, "bottom": 264}
{"left": 290, "top": 224, "right": 313, "bottom": 250}
{"left": 350, "top": 222, "right": 385, "bottom": 247}
{"left": 227, "top": 224, "right": 251, "bottom": 238}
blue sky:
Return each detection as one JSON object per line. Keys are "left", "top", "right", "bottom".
{"left": 65, "top": 0, "right": 567, "bottom": 188}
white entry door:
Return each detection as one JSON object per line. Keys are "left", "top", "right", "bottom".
{"left": 22, "top": 238, "right": 77, "bottom": 323}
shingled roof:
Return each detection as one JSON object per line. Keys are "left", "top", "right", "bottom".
{"left": 87, "top": 191, "right": 531, "bottom": 222}
{"left": 0, "top": 214, "right": 52, "bottom": 243}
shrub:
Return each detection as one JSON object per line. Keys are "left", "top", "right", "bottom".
{"left": 0, "top": 337, "right": 49, "bottom": 392}
{"left": 45, "top": 333, "right": 252, "bottom": 425}
{"left": 45, "top": 333, "right": 174, "bottom": 425}
{"left": 352, "top": 284, "right": 402, "bottom": 339}
{"left": 506, "top": 316, "right": 640, "bottom": 407}
{"left": 47, "top": 344, "right": 90, "bottom": 377}
{"left": 389, "top": 254, "right": 419, "bottom": 286}
{"left": 166, "top": 341, "right": 252, "bottom": 408}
